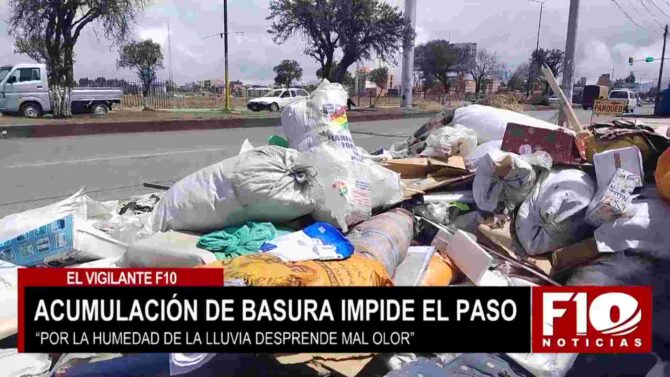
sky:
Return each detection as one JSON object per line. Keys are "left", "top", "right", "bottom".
{"left": 0, "top": 0, "right": 669, "bottom": 87}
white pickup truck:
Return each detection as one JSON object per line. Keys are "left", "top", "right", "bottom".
{"left": 0, "top": 63, "right": 123, "bottom": 118}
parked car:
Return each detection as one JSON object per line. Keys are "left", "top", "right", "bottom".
{"left": 609, "top": 89, "right": 639, "bottom": 113}
{"left": 0, "top": 63, "right": 122, "bottom": 118}
{"left": 582, "top": 85, "right": 609, "bottom": 110}
{"left": 246, "top": 88, "right": 309, "bottom": 112}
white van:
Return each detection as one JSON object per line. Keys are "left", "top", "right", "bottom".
{"left": 608, "top": 89, "right": 639, "bottom": 113}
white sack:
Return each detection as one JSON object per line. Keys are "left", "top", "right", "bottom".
{"left": 152, "top": 146, "right": 316, "bottom": 233}
{"left": 473, "top": 152, "right": 537, "bottom": 213}
{"left": 281, "top": 79, "right": 361, "bottom": 161}
{"left": 0, "top": 189, "right": 127, "bottom": 267}
{"left": 516, "top": 169, "right": 596, "bottom": 255}
{"left": 420, "top": 124, "right": 478, "bottom": 158}
{"left": 464, "top": 140, "right": 503, "bottom": 170}
{"left": 595, "top": 185, "right": 670, "bottom": 257}
{"left": 507, "top": 353, "right": 578, "bottom": 377}
{"left": 453, "top": 104, "right": 560, "bottom": 144}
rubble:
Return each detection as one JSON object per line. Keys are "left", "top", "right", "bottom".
{"left": 2, "top": 100, "right": 670, "bottom": 376}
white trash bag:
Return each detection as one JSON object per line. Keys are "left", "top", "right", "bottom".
{"left": 152, "top": 146, "right": 317, "bottom": 233}
{"left": 420, "top": 124, "right": 478, "bottom": 158}
{"left": 464, "top": 140, "right": 503, "bottom": 170}
{"left": 453, "top": 104, "right": 561, "bottom": 144}
{"left": 473, "top": 152, "right": 537, "bottom": 213}
{"left": 516, "top": 169, "right": 596, "bottom": 255}
{"left": 281, "top": 79, "right": 361, "bottom": 161}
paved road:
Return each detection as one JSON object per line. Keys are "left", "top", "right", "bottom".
{"left": 0, "top": 106, "right": 652, "bottom": 217}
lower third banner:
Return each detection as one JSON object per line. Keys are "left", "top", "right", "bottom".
{"left": 21, "top": 283, "right": 530, "bottom": 353}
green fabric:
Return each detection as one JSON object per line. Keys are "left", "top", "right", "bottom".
{"left": 197, "top": 222, "right": 290, "bottom": 260}
{"left": 450, "top": 202, "right": 471, "bottom": 212}
{"left": 268, "top": 135, "right": 289, "bottom": 148}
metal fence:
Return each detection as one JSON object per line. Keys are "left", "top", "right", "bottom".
{"left": 78, "top": 78, "right": 245, "bottom": 109}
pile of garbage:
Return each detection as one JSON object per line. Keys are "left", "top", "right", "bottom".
{"left": 2, "top": 80, "right": 670, "bottom": 376}
{"left": 478, "top": 93, "right": 525, "bottom": 112}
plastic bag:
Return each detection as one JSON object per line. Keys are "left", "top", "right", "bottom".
{"left": 453, "top": 104, "right": 560, "bottom": 144}
{"left": 473, "top": 152, "right": 537, "bottom": 213}
{"left": 595, "top": 185, "right": 670, "bottom": 257}
{"left": 259, "top": 222, "right": 354, "bottom": 262}
{"left": 420, "top": 124, "right": 478, "bottom": 158}
{"left": 0, "top": 189, "right": 128, "bottom": 267}
{"left": 200, "top": 253, "right": 392, "bottom": 287}
{"left": 464, "top": 140, "right": 503, "bottom": 170}
{"left": 281, "top": 79, "right": 361, "bottom": 161}
{"left": 348, "top": 208, "right": 414, "bottom": 277}
{"left": 152, "top": 146, "right": 317, "bottom": 233}
{"left": 516, "top": 169, "right": 596, "bottom": 255}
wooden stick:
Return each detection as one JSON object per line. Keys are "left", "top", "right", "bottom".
{"left": 541, "top": 64, "right": 583, "bottom": 132}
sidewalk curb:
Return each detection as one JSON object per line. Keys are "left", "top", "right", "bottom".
{"left": 0, "top": 111, "right": 435, "bottom": 140}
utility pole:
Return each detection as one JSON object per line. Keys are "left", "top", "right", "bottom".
{"left": 400, "top": 0, "right": 416, "bottom": 108}
{"left": 559, "top": 0, "right": 580, "bottom": 127}
{"left": 527, "top": 0, "right": 549, "bottom": 97}
{"left": 223, "top": 0, "right": 230, "bottom": 112}
{"left": 167, "top": 21, "right": 174, "bottom": 91}
{"left": 655, "top": 24, "right": 668, "bottom": 115}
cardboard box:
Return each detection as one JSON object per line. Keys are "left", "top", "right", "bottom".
{"left": 585, "top": 168, "right": 638, "bottom": 227}
{"left": 382, "top": 156, "right": 468, "bottom": 179}
{"left": 501, "top": 123, "right": 580, "bottom": 164}
{"left": 592, "top": 146, "right": 644, "bottom": 188}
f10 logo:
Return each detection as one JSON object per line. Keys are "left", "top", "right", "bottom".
{"left": 532, "top": 287, "right": 652, "bottom": 353}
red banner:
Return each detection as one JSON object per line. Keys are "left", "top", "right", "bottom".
{"left": 18, "top": 268, "right": 223, "bottom": 351}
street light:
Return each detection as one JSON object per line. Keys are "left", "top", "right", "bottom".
{"left": 526, "top": 0, "right": 550, "bottom": 98}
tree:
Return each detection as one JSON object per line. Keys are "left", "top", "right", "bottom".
{"left": 273, "top": 59, "right": 303, "bottom": 87}
{"left": 268, "top": 0, "right": 413, "bottom": 83}
{"left": 9, "top": 0, "right": 149, "bottom": 118}
{"left": 469, "top": 49, "right": 501, "bottom": 96}
{"left": 530, "top": 48, "right": 564, "bottom": 95}
{"left": 316, "top": 61, "right": 354, "bottom": 88}
{"left": 507, "top": 63, "right": 529, "bottom": 92}
{"left": 415, "top": 40, "right": 459, "bottom": 95}
{"left": 117, "top": 39, "right": 164, "bottom": 110}
{"left": 624, "top": 72, "right": 636, "bottom": 84}
{"left": 369, "top": 66, "right": 388, "bottom": 107}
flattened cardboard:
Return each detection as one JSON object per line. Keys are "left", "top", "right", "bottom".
{"left": 402, "top": 173, "right": 475, "bottom": 198}
{"left": 475, "top": 222, "right": 552, "bottom": 276}
{"left": 383, "top": 156, "right": 468, "bottom": 179}
{"left": 275, "top": 353, "right": 374, "bottom": 377}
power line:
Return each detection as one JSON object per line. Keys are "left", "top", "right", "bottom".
{"left": 647, "top": 0, "right": 670, "bottom": 22}
{"left": 639, "top": 0, "right": 665, "bottom": 28}
{"left": 627, "top": 0, "right": 656, "bottom": 28}
{"left": 202, "top": 31, "right": 246, "bottom": 39}
{"left": 613, "top": 0, "right": 647, "bottom": 29}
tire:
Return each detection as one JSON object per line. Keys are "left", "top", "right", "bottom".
{"left": 583, "top": 105, "right": 588, "bottom": 110}
{"left": 91, "top": 103, "right": 108, "bottom": 116}
{"left": 20, "top": 102, "right": 42, "bottom": 118}
{"left": 269, "top": 103, "right": 279, "bottom": 112}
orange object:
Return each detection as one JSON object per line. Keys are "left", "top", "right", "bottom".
{"left": 200, "top": 253, "right": 393, "bottom": 287}
{"left": 656, "top": 148, "right": 670, "bottom": 201}
{"left": 420, "top": 252, "right": 461, "bottom": 286}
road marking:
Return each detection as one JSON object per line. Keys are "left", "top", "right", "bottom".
{"left": 6, "top": 147, "right": 230, "bottom": 168}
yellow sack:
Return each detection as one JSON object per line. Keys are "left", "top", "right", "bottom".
{"left": 420, "top": 253, "right": 460, "bottom": 286}
{"left": 201, "top": 253, "right": 393, "bottom": 287}
{"left": 581, "top": 133, "right": 650, "bottom": 163}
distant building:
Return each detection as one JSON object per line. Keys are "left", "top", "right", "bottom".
{"left": 597, "top": 74, "right": 611, "bottom": 87}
